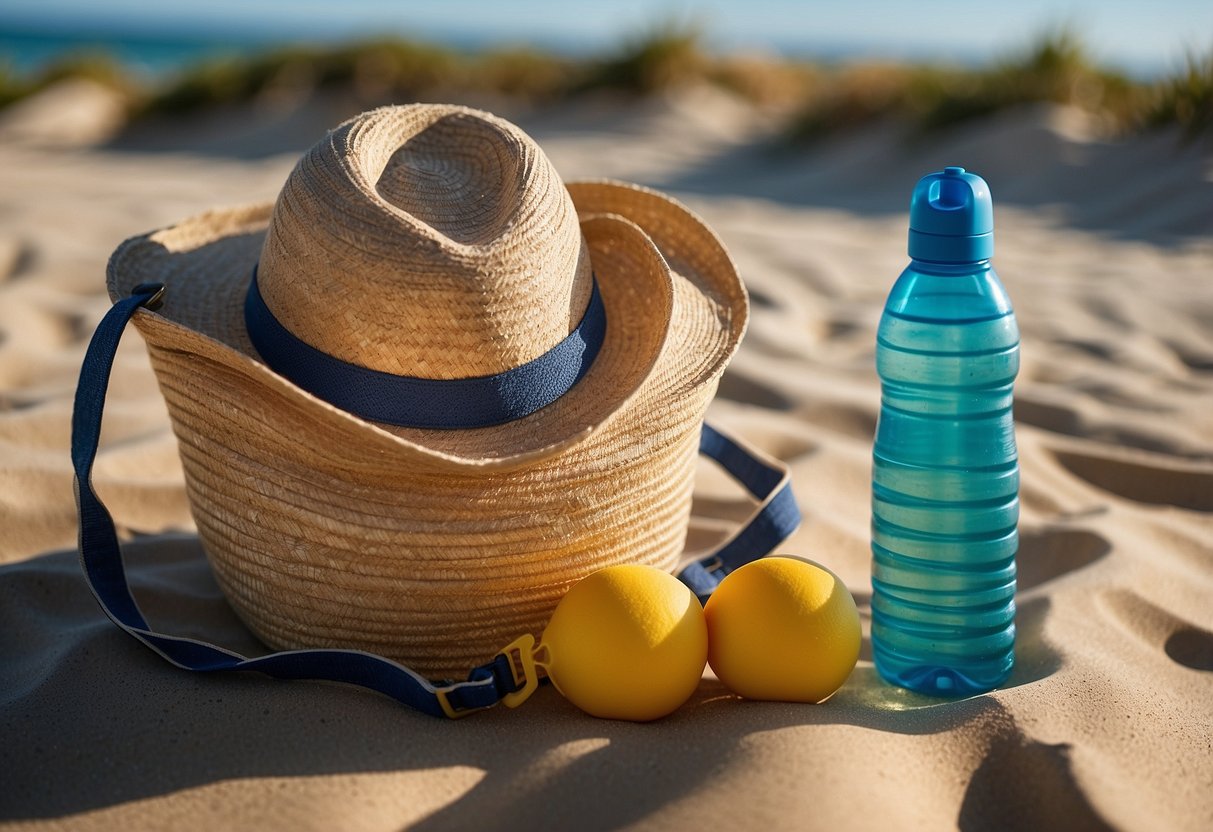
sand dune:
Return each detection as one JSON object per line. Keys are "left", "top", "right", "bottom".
{"left": 1, "top": 86, "right": 1211, "bottom": 831}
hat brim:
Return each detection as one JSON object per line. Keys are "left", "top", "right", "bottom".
{"left": 107, "top": 180, "right": 746, "bottom": 469}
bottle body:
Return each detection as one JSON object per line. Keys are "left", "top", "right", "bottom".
{"left": 870, "top": 259, "right": 1019, "bottom": 695}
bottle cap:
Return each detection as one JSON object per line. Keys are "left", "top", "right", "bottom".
{"left": 908, "top": 166, "right": 993, "bottom": 263}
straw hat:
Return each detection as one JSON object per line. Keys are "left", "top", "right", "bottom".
{"left": 107, "top": 104, "right": 747, "bottom": 677}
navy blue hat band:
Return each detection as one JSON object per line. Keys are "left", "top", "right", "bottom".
{"left": 243, "top": 266, "right": 606, "bottom": 429}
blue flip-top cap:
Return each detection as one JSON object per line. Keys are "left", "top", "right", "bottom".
{"left": 908, "top": 166, "right": 994, "bottom": 263}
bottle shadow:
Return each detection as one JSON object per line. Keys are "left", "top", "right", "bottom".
{"left": 958, "top": 735, "right": 1117, "bottom": 832}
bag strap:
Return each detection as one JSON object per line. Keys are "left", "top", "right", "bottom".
{"left": 72, "top": 284, "right": 800, "bottom": 718}
{"left": 680, "top": 424, "right": 802, "bottom": 603}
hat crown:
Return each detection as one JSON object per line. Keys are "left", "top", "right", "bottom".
{"left": 257, "top": 105, "right": 593, "bottom": 379}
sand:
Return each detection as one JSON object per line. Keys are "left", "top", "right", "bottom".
{"left": 1, "top": 84, "right": 1211, "bottom": 831}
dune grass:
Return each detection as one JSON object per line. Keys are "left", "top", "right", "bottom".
{"left": 783, "top": 30, "right": 1156, "bottom": 143}
{"left": 139, "top": 38, "right": 585, "bottom": 116}
{"left": 0, "top": 63, "right": 26, "bottom": 109}
{"left": 0, "top": 50, "right": 136, "bottom": 110}
{"left": 143, "top": 39, "right": 466, "bottom": 114}
{"left": 0, "top": 26, "right": 1208, "bottom": 141}
{"left": 144, "top": 22, "right": 709, "bottom": 112}
{"left": 917, "top": 31, "right": 1140, "bottom": 130}
{"left": 571, "top": 20, "right": 708, "bottom": 95}
{"left": 1141, "top": 50, "right": 1213, "bottom": 138}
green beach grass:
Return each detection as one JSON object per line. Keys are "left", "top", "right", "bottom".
{"left": 1, "top": 27, "right": 1208, "bottom": 140}
{"left": 783, "top": 31, "right": 1162, "bottom": 142}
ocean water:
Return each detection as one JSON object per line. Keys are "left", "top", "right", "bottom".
{"left": 0, "top": 26, "right": 315, "bottom": 78}
{"left": 0, "top": 19, "right": 577, "bottom": 80}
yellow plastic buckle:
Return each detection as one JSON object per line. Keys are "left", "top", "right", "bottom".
{"left": 499, "top": 633, "right": 540, "bottom": 709}
{"left": 434, "top": 633, "right": 540, "bottom": 719}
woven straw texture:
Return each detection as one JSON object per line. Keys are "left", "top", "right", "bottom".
{"left": 106, "top": 105, "right": 748, "bottom": 677}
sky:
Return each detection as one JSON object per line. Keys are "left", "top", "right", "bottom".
{"left": 1, "top": 0, "right": 1210, "bottom": 77}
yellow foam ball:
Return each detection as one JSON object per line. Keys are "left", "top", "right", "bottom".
{"left": 538, "top": 564, "right": 707, "bottom": 721}
{"left": 705, "top": 556, "right": 860, "bottom": 703}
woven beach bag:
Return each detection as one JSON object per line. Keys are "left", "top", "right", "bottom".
{"left": 102, "top": 104, "right": 762, "bottom": 679}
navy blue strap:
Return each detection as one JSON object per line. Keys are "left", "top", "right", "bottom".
{"left": 245, "top": 267, "right": 607, "bottom": 429}
{"left": 72, "top": 284, "right": 799, "bottom": 717}
{"left": 679, "top": 424, "right": 803, "bottom": 603}
{"left": 74, "top": 285, "right": 519, "bottom": 718}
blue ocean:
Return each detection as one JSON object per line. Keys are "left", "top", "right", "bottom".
{"left": 0, "top": 25, "right": 287, "bottom": 77}
{"left": 0, "top": 23, "right": 517, "bottom": 80}
{"left": 0, "top": 17, "right": 584, "bottom": 80}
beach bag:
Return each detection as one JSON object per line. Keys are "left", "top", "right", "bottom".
{"left": 72, "top": 105, "right": 799, "bottom": 717}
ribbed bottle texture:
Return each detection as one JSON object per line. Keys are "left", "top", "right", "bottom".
{"left": 870, "top": 260, "right": 1020, "bottom": 695}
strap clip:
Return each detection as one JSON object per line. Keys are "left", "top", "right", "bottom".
{"left": 499, "top": 633, "right": 540, "bottom": 709}
{"left": 434, "top": 634, "right": 540, "bottom": 719}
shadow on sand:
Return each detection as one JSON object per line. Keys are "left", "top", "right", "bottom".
{"left": 0, "top": 534, "right": 1078, "bottom": 827}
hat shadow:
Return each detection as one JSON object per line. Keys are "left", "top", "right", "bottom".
{"left": 2, "top": 535, "right": 1060, "bottom": 828}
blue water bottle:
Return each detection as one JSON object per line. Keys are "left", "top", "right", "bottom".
{"left": 870, "top": 166, "right": 1019, "bottom": 696}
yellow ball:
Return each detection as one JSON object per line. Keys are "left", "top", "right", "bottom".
{"left": 538, "top": 564, "right": 707, "bottom": 721}
{"left": 705, "top": 556, "right": 860, "bottom": 703}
